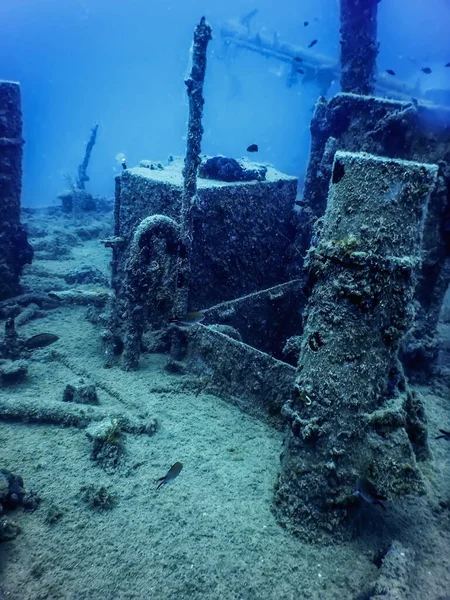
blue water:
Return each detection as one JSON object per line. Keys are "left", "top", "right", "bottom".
{"left": 0, "top": 0, "right": 448, "bottom": 207}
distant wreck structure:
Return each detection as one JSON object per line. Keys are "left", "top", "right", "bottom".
{"left": 221, "top": 3, "right": 447, "bottom": 103}
{"left": 0, "top": 81, "right": 33, "bottom": 301}
{"left": 58, "top": 123, "right": 105, "bottom": 212}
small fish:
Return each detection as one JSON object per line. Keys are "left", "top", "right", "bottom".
{"left": 446, "top": 62, "right": 450, "bottom": 68}
{"left": 421, "top": 67, "right": 432, "bottom": 74}
{"left": 303, "top": 21, "right": 309, "bottom": 26}
{"left": 297, "top": 69, "right": 305, "bottom": 74}
{"left": 24, "top": 333, "right": 59, "bottom": 349}
{"left": 410, "top": 97, "right": 419, "bottom": 108}
{"left": 386, "top": 69, "right": 396, "bottom": 76}
{"left": 436, "top": 429, "right": 450, "bottom": 440}
{"left": 294, "top": 56, "right": 302, "bottom": 62}
{"left": 353, "top": 477, "right": 387, "bottom": 510}
{"left": 169, "top": 311, "right": 205, "bottom": 326}
{"left": 156, "top": 462, "right": 183, "bottom": 490}
{"left": 247, "top": 144, "right": 258, "bottom": 153}
{"left": 308, "top": 39, "right": 318, "bottom": 48}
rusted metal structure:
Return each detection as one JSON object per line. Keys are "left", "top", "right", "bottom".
{"left": 101, "top": 5, "right": 450, "bottom": 546}
{"left": 0, "top": 81, "right": 33, "bottom": 301}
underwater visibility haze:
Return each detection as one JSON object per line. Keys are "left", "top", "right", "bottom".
{"left": 1, "top": 0, "right": 450, "bottom": 599}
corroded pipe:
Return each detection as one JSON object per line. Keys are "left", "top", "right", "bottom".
{"left": 273, "top": 151, "right": 437, "bottom": 541}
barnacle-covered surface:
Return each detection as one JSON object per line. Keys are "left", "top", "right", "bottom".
{"left": 274, "top": 151, "right": 438, "bottom": 541}
{"left": 106, "top": 158, "right": 298, "bottom": 370}
{"left": 115, "top": 158, "right": 298, "bottom": 308}
{"left": 295, "top": 94, "right": 450, "bottom": 383}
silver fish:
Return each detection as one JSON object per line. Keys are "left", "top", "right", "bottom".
{"left": 168, "top": 311, "right": 204, "bottom": 326}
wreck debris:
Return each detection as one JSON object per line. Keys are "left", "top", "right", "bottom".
{"left": 0, "top": 395, "right": 157, "bottom": 436}
{"left": 198, "top": 156, "right": 266, "bottom": 182}
{"left": 180, "top": 323, "right": 296, "bottom": 429}
{"left": 0, "top": 359, "right": 28, "bottom": 385}
{"left": 50, "top": 350, "right": 133, "bottom": 407}
{"left": 80, "top": 484, "right": 115, "bottom": 510}
{"left": 273, "top": 151, "right": 438, "bottom": 541}
{"left": 85, "top": 417, "right": 123, "bottom": 472}
{"left": 1, "top": 318, "right": 20, "bottom": 359}
{"left": 0, "top": 81, "right": 33, "bottom": 301}
{"left": 47, "top": 288, "right": 112, "bottom": 306}
{"left": 0, "top": 293, "right": 60, "bottom": 319}
{"left": 0, "top": 469, "right": 39, "bottom": 542}
{"left": 63, "top": 381, "right": 99, "bottom": 405}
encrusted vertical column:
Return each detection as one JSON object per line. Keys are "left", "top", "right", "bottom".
{"left": 273, "top": 151, "right": 437, "bottom": 541}
{"left": 173, "top": 16, "right": 212, "bottom": 318}
{"left": 0, "top": 81, "right": 33, "bottom": 300}
{"left": 340, "top": 0, "right": 380, "bottom": 95}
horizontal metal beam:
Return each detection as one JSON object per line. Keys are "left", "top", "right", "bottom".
{"left": 221, "top": 20, "right": 421, "bottom": 101}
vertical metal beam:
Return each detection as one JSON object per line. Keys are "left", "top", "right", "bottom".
{"left": 174, "top": 17, "right": 212, "bottom": 318}
{"left": 340, "top": 0, "right": 380, "bottom": 95}
{"left": 0, "top": 81, "right": 32, "bottom": 300}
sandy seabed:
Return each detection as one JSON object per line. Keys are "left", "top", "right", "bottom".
{"left": 1, "top": 209, "right": 450, "bottom": 600}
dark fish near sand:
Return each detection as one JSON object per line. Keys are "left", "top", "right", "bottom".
{"left": 353, "top": 477, "right": 387, "bottom": 510}
{"left": 421, "top": 67, "right": 432, "bottom": 74}
{"left": 169, "top": 311, "right": 205, "bottom": 326}
{"left": 24, "top": 332, "right": 59, "bottom": 349}
{"left": 436, "top": 429, "right": 450, "bottom": 441}
{"left": 308, "top": 39, "right": 318, "bottom": 48}
{"left": 446, "top": 62, "right": 450, "bottom": 68}
{"left": 297, "top": 68, "right": 305, "bottom": 74}
{"left": 386, "top": 69, "right": 395, "bottom": 76}
{"left": 247, "top": 144, "right": 258, "bottom": 153}
{"left": 294, "top": 56, "right": 302, "bottom": 62}
{"left": 303, "top": 21, "right": 309, "bottom": 26}
{"left": 156, "top": 462, "right": 183, "bottom": 490}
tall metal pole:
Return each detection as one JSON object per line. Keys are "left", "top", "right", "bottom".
{"left": 0, "top": 81, "right": 33, "bottom": 300}
{"left": 340, "top": 0, "right": 380, "bottom": 95}
{"left": 173, "top": 17, "right": 212, "bottom": 319}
